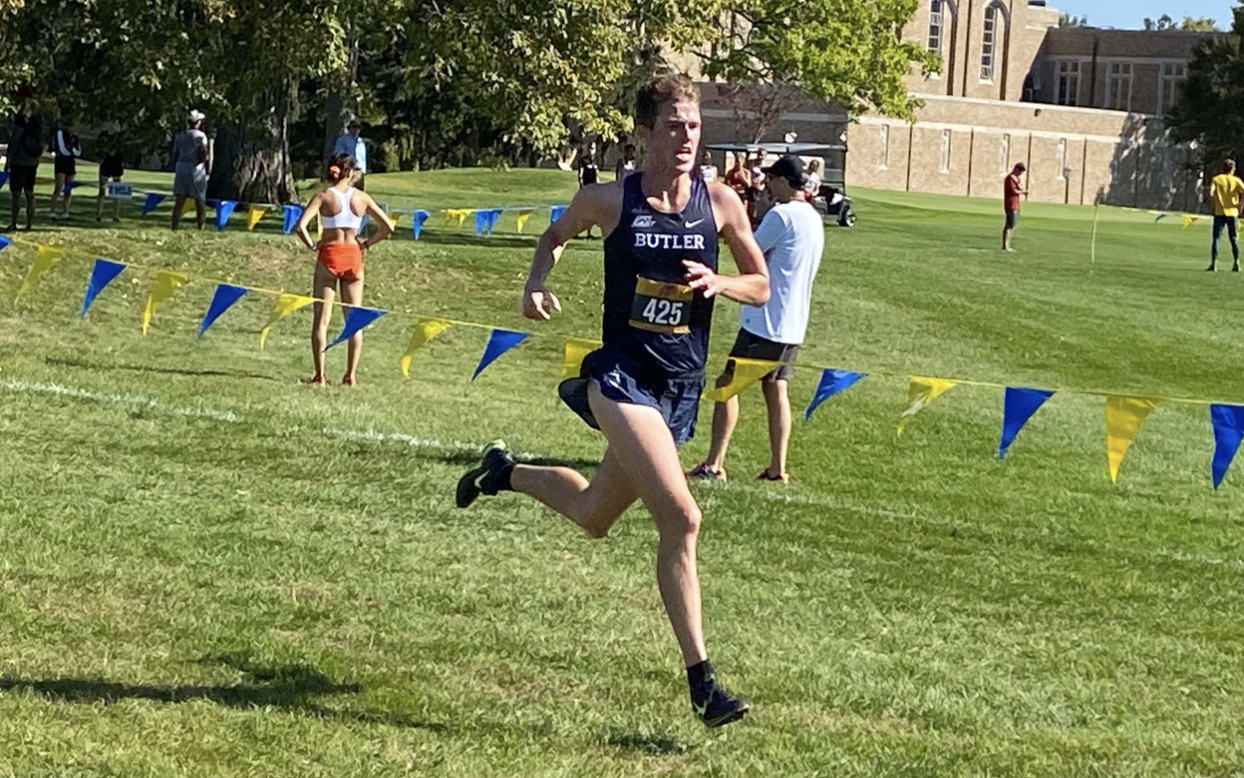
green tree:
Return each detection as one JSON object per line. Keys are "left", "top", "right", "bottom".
{"left": 696, "top": 0, "right": 935, "bottom": 141}
{"left": 1165, "top": 6, "right": 1244, "bottom": 191}
{"left": 1145, "top": 13, "right": 1221, "bottom": 31}
{"left": 1059, "top": 12, "right": 1090, "bottom": 28}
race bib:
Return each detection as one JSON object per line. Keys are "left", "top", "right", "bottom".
{"left": 106, "top": 182, "right": 132, "bottom": 200}
{"left": 630, "top": 276, "right": 693, "bottom": 334}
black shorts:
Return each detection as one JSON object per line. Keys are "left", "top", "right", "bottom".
{"left": 8, "top": 164, "right": 37, "bottom": 192}
{"left": 54, "top": 156, "right": 76, "bottom": 177}
{"left": 716, "top": 328, "right": 799, "bottom": 386}
{"left": 558, "top": 350, "right": 703, "bottom": 447}
{"left": 1005, "top": 209, "right": 1019, "bottom": 229}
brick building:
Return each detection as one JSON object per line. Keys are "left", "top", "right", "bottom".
{"left": 698, "top": 1, "right": 1218, "bottom": 211}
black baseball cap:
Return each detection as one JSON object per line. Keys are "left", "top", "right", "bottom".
{"left": 762, "top": 155, "right": 806, "bottom": 187}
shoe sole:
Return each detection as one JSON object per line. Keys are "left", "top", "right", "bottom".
{"left": 702, "top": 704, "right": 750, "bottom": 728}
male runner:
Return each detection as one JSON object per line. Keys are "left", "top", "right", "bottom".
{"left": 457, "top": 74, "right": 769, "bottom": 727}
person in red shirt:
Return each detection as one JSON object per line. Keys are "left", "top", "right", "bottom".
{"left": 1003, "top": 163, "right": 1027, "bottom": 252}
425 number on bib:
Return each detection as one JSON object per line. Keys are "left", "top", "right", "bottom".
{"left": 630, "top": 276, "right": 694, "bottom": 334}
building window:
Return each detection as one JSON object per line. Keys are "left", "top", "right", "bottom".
{"left": 879, "top": 125, "right": 890, "bottom": 170}
{"left": 1108, "top": 62, "right": 1133, "bottom": 111}
{"left": 980, "top": 4, "right": 997, "bottom": 81}
{"left": 928, "top": 0, "right": 943, "bottom": 54}
{"left": 1161, "top": 62, "right": 1187, "bottom": 114}
{"left": 1000, "top": 133, "right": 1011, "bottom": 175}
{"left": 1057, "top": 61, "right": 1080, "bottom": 106}
{"left": 1022, "top": 73, "right": 1040, "bottom": 102}
{"left": 940, "top": 129, "right": 952, "bottom": 173}
{"left": 1056, "top": 138, "right": 1067, "bottom": 180}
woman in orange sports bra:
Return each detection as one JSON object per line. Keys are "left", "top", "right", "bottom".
{"left": 295, "top": 152, "right": 394, "bottom": 385}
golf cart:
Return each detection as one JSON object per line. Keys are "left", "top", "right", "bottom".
{"left": 705, "top": 141, "right": 856, "bottom": 227}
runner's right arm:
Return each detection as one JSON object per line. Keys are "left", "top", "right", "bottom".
{"left": 294, "top": 193, "right": 323, "bottom": 250}
{"left": 522, "top": 183, "right": 617, "bottom": 320}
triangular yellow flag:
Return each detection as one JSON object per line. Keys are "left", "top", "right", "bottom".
{"left": 705, "top": 358, "right": 780, "bottom": 403}
{"left": 561, "top": 337, "right": 601, "bottom": 379}
{"left": 15, "top": 245, "right": 65, "bottom": 301}
{"left": 400, "top": 317, "right": 452, "bottom": 378}
{"left": 390, "top": 211, "right": 404, "bottom": 229}
{"left": 897, "top": 376, "right": 958, "bottom": 436}
{"left": 141, "top": 269, "right": 189, "bottom": 336}
{"left": 1181, "top": 215, "right": 1199, "bottom": 230}
{"left": 246, "top": 205, "right": 267, "bottom": 231}
{"left": 1105, "top": 395, "right": 1160, "bottom": 483}
{"left": 258, "top": 292, "right": 316, "bottom": 349}
{"left": 443, "top": 209, "right": 471, "bottom": 227}
{"left": 515, "top": 209, "right": 534, "bottom": 233}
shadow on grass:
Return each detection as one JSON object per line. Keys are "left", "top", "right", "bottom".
{"left": 46, "top": 356, "right": 281, "bottom": 383}
{"left": 0, "top": 654, "right": 449, "bottom": 732}
{"left": 603, "top": 729, "right": 695, "bottom": 756}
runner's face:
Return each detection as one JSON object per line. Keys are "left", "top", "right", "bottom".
{"left": 642, "top": 101, "right": 701, "bottom": 174}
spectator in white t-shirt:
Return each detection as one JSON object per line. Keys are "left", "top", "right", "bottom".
{"left": 689, "top": 154, "right": 825, "bottom": 484}
{"left": 333, "top": 118, "right": 367, "bottom": 189}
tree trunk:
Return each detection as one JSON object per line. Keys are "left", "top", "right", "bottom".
{"left": 322, "top": 25, "right": 360, "bottom": 163}
{"left": 208, "top": 80, "right": 298, "bottom": 203}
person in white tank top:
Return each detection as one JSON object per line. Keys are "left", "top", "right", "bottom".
{"left": 294, "top": 152, "right": 395, "bottom": 386}
{"left": 699, "top": 149, "right": 718, "bottom": 183}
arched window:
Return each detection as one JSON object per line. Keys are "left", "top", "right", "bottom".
{"left": 929, "top": 0, "right": 944, "bottom": 53}
{"left": 980, "top": 3, "right": 998, "bottom": 81}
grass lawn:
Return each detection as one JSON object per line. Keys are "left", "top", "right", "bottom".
{"left": 1, "top": 166, "right": 1243, "bottom": 777}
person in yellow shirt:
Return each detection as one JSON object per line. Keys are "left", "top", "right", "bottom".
{"left": 1208, "top": 159, "right": 1244, "bottom": 272}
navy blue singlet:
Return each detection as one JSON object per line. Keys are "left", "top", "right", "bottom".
{"left": 600, "top": 173, "right": 719, "bottom": 380}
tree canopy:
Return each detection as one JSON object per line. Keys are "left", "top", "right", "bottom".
{"left": 1143, "top": 13, "right": 1221, "bottom": 32}
{"left": 1, "top": 0, "right": 932, "bottom": 197}
{"left": 1164, "top": 6, "right": 1244, "bottom": 182}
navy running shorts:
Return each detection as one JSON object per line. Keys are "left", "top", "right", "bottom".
{"left": 558, "top": 349, "right": 703, "bottom": 446}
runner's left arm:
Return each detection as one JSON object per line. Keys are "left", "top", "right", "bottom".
{"left": 683, "top": 182, "right": 769, "bottom": 306}
{"left": 358, "top": 193, "right": 395, "bottom": 248}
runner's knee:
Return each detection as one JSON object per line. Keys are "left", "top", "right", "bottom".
{"left": 658, "top": 503, "right": 702, "bottom": 538}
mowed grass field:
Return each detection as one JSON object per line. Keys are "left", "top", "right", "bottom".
{"left": 2, "top": 166, "right": 1244, "bottom": 777}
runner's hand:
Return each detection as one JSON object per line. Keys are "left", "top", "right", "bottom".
{"left": 683, "top": 260, "right": 722, "bottom": 298}
{"left": 523, "top": 287, "right": 562, "bottom": 320}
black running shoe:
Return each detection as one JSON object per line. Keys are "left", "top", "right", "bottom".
{"left": 692, "top": 682, "right": 751, "bottom": 728}
{"left": 456, "top": 440, "right": 514, "bottom": 509}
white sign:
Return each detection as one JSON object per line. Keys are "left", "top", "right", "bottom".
{"left": 106, "top": 182, "right": 132, "bottom": 200}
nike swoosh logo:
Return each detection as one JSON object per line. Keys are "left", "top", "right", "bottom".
{"left": 692, "top": 701, "right": 707, "bottom": 717}
{"left": 685, "top": 219, "right": 704, "bottom": 229}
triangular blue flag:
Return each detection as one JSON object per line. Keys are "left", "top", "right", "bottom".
{"left": 550, "top": 205, "right": 568, "bottom": 223}
{"left": 1210, "top": 404, "right": 1244, "bottom": 489}
{"left": 214, "top": 200, "right": 237, "bottom": 231}
{"left": 325, "top": 306, "right": 386, "bottom": 350}
{"left": 282, "top": 204, "right": 304, "bottom": 234}
{"left": 411, "top": 209, "right": 430, "bottom": 240}
{"left": 998, "top": 387, "right": 1054, "bottom": 460}
{"left": 198, "top": 283, "right": 249, "bottom": 338}
{"left": 140, "top": 192, "right": 166, "bottom": 217}
{"left": 0, "top": 172, "right": 8, "bottom": 189}
{"left": 472, "top": 328, "right": 528, "bottom": 381}
{"left": 486, "top": 209, "right": 503, "bottom": 234}
{"left": 474, "top": 210, "right": 489, "bottom": 236}
{"left": 63, "top": 180, "right": 87, "bottom": 195}
{"left": 80, "top": 258, "right": 127, "bottom": 318}
{"left": 804, "top": 369, "right": 866, "bottom": 421}
{"left": 0, "top": 235, "right": 10, "bottom": 252}
{"left": 1154, "top": 212, "right": 1169, "bottom": 223}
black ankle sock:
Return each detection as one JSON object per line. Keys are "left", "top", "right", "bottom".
{"left": 687, "top": 659, "right": 715, "bottom": 702}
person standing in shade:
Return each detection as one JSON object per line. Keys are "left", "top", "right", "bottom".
{"left": 699, "top": 149, "right": 718, "bottom": 183}
{"left": 615, "top": 143, "right": 638, "bottom": 180}
{"left": 1002, "top": 162, "right": 1026, "bottom": 252}
{"left": 577, "top": 140, "right": 600, "bottom": 239}
{"left": 171, "top": 110, "right": 210, "bottom": 231}
{"left": 96, "top": 132, "right": 125, "bottom": 223}
{"left": 722, "top": 152, "right": 749, "bottom": 197}
{"left": 1207, "top": 159, "right": 1244, "bottom": 272}
{"left": 455, "top": 74, "right": 768, "bottom": 728}
{"left": 4, "top": 109, "right": 41, "bottom": 232}
{"left": 689, "top": 155, "right": 824, "bottom": 484}
{"left": 49, "top": 119, "right": 81, "bottom": 220}
{"left": 333, "top": 118, "right": 368, "bottom": 190}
